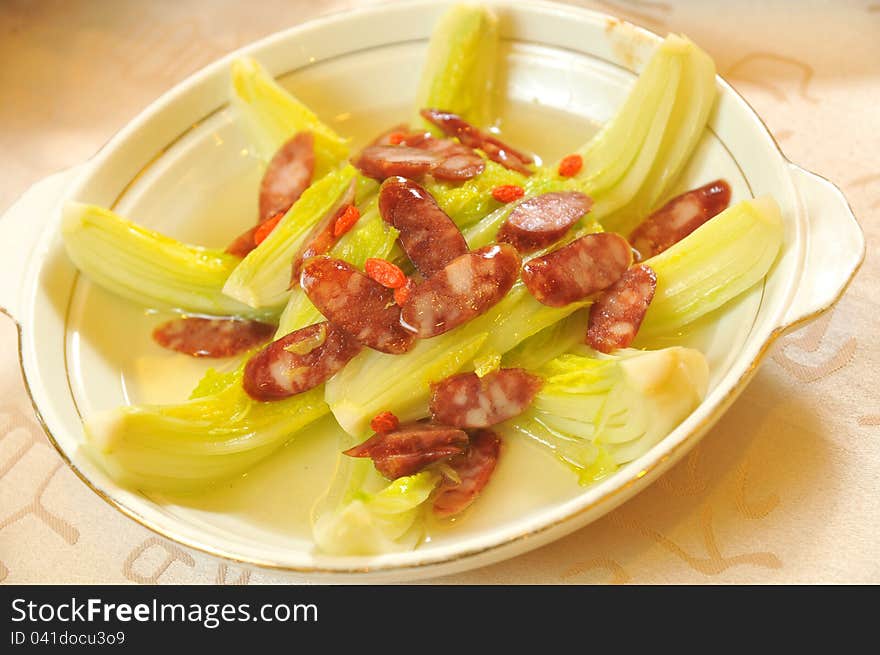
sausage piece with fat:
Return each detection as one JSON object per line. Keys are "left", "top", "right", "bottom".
{"left": 259, "top": 132, "right": 315, "bottom": 222}
{"left": 225, "top": 224, "right": 261, "bottom": 258}
{"left": 521, "top": 233, "right": 632, "bottom": 307}
{"left": 430, "top": 368, "right": 543, "bottom": 428}
{"left": 343, "top": 422, "right": 469, "bottom": 480}
{"left": 353, "top": 139, "right": 485, "bottom": 182}
{"left": 378, "top": 177, "right": 469, "bottom": 278}
{"left": 629, "top": 179, "right": 731, "bottom": 259}
{"left": 300, "top": 257, "right": 417, "bottom": 354}
{"left": 420, "top": 108, "right": 534, "bottom": 176}
{"left": 353, "top": 145, "right": 441, "bottom": 181}
{"left": 497, "top": 191, "right": 593, "bottom": 253}
{"left": 587, "top": 264, "right": 657, "bottom": 353}
{"left": 433, "top": 429, "right": 501, "bottom": 518}
{"left": 400, "top": 244, "right": 520, "bottom": 338}
{"left": 422, "top": 140, "right": 486, "bottom": 181}
{"left": 153, "top": 317, "right": 275, "bottom": 358}
{"left": 242, "top": 321, "right": 362, "bottom": 401}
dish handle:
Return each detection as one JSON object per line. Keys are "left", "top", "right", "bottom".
{"left": 0, "top": 166, "right": 83, "bottom": 323}
{"left": 778, "top": 164, "right": 866, "bottom": 333}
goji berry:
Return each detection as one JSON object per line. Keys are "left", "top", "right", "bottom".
{"left": 370, "top": 411, "right": 400, "bottom": 433}
{"left": 253, "top": 211, "right": 284, "bottom": 246}
{"left": 333, "top": 204, "right": 361, "bottom": 237}
{"left": 365, "top": 258, "right": 407, "bottom": 289}
{"left": 388, "top": 132, "right": 407, "bottom": 145}
{"left": 557, "top": 154, "right": 583, "bottom": 178}
{"left": 491, "top": 184, "right": 525, "bottom": 203}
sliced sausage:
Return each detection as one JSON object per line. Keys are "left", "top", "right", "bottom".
{"left": 378, "top": 177, "right": 469, "bottom": 278}
{"left": 259, "top": 132, "right": 315, "bottom": 222}
{"left": 225, "top": 224, "right": 260, "bottom": 258}
{"left": 587, "top": 265, "right": 657, "bottom": 353}
{"left": 242, "top": 321, "right": 362, "bottom": 401}
{"left": 629, "top": 179, "right": 732, "bottom": 259}
{"left": 289, "top": 180, "right": 357, "bottom": 284}
{"left": 521, "top": 233, "right": 633, "bottom": 307}
{"left": 152, "top": 317, "right": 274, "bottom": 358}
{"left": 430, "top": 368, "right": 543, "bottom": 428}
{"left": 353, "top": 145, "right": 440, "bottom": 180}
{"left": 353, "top": 139, "right": 485, "bottom": 182}
{"left": 497, "top": 191, "right": 593, "bottom": 253}
{"left": 300, "top": 257, "right": 417, "bottom": 354}
{"left": 400, "top": 244, "right": 520, "bottom": 338}
{"left": 420, "top": 108, "right": 533, "bottom": 176}
{"left": 425, "top": 141, "right": 486, "bottom": 181}
{"left": 343, "top": 421, "right": 469, "bottom": 480}
{"left": 433, "top": 428, "right": 501, "bottom": 518}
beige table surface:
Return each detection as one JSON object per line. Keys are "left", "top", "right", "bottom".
{"left": 1, "top": 0, "right": 878, "bottom": 585}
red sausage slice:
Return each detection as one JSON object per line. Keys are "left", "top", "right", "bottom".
{"left": 353, "top": 145, "right": 440, "bottom": 181}
{"left": 300, "top": 257, "right": 417, "bottom": 354}
{"left": 242, "top": 322, "right": 362, "bottom": 401}
{"left": 587, "top": 264, "right": 657, "bottom": 353}
{"left": 420, "top": 108, "right": 534, "bottom": 176}
{"left": 378, "top": 177, "right": 469, "bottom": 278}
{"left": 259, "top": 132, "right": 315, "bottom": 222}
{"left": 433, "top": 428, "right": 501, "bottom": 517}
{"left": 400, "top": 244, "right": 520, "bottom": 338}
{"left": 152, "top": 317, "right": 274, "bottom": 358}
{"left": 430, "top": 368, "right": 543, "bottom": 428}
{"left": 497, "top": 191, "right": 593, "bottom": 253}
{"left": 343, "top": 422, "right": 469, "bottom": 480}
{"left": 629, "top": 179, "right": 731, "bottom": 259}
{"left": 521, "top": 233, "right": 633, "bottom": 307}
{"left": 353, "top": 138, "right": 485, "bottom": 182}
{"left": 225, "top": 224, "right": 260, "bottom": 258}
{"left": 425, "top": 141, "right": 486, "bottom": 181}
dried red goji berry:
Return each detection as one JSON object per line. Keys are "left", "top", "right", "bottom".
{"left": 365, "top": 258, "right": 407, "bottom": 289}
{"left": 253, "top": 211, "right": 285, "bottom": 246}
{"left": 491, "top": 184, "right": 525, "bottom": 203}
{"left": 393, "top": 278, "right": 414, "bottom": 306}
{"left": 370, "top": 411, "right": 400, "bottom": 433}
{"left": 557, "top": 154, "right": 583, "bottom": 178}
{"left": 333, "top": 204, "right": 361, "bottom": 237}
{"left": 388, "top": 132, "right": 407, "bottom": 145}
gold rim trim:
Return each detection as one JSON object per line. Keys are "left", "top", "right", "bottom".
{"left": 3, "top": 2, "right": 867, "bottom": 576}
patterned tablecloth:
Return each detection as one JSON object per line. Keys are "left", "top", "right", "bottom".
{"left": 1, "top": 0, "right": 877, "bottom": 585}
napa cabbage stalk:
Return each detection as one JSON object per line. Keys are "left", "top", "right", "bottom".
{"left": 312, "top": 453, "right": 439, "bottom": 556}
{"left": 637, "top": 196, "right": 784, "bottom": 341}
{"left": 415, "top": 4, "right": 499, "bottom": 131}
{"left": 570, "top": 34, "right": 717, "bottom": 231}
{"left": 507, "top": 347, "right": 708, "bottom": 483}
{"left": 502, "top": 308, "right": 590, "bottom": 371}
{"left": 61, "top": 202, "right": 271, "bottom": 319}
{"left": 222, "top": 165, "right": 358, "bottom": 310}
{"left": 83, "top": 365, "right": 330, "bottom": 492}
{"left": 230, "top": 57, "right": 349, "bottom": 176}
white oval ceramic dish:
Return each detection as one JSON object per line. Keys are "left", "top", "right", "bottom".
{"left": 0, "top": 0, "right": 865, "bottom": 581}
